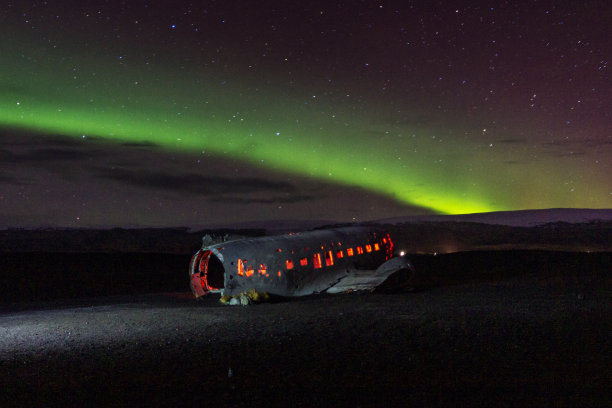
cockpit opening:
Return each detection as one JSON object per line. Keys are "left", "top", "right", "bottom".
{"left": 189, "top": 249, "right": 225, "bottom": 297}
{"left": 207, "top": 253, "right": 225, "bottom": 289}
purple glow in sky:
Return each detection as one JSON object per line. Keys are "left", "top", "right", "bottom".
{"left": 1, "top": 1, "right": 610, "bottom": 228}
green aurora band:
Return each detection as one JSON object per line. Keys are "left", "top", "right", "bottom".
{"left": 2, "top": 34, "right": 611, "bottom": 214}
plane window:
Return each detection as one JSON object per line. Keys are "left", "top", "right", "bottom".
{"left": 365, "top": 244, "right": 372, "bottom": 253}
{"left": 258, "top": 264, "right": 267, "bottom": 276}
{"left": 237, "top": 259, "right": 245, "bottom": 276}
{"left": 357, "top": 246, "right": 364, "bottom": 254}
{"left": 245, "top": 266, "right": 254, "bottom": 277}
{"left": 313, "top": 253, "right": 322, "bottom": 269}
{"left": 286, "top": 260, "right": 294, "bottom": 270}
{"left": 374, "top": 243, "right": 380, "bottom": 251}
{"left": 300, "top": 257, "right": 308, "bottom": 266}
{"left": 325, "top": 251, "right": 333, "bottom": 266}
{"left": 347, "top": 248, "right": 354, "bottom": 256}
{"left": 336, "top": 250, "right": 344, "bottom": 258}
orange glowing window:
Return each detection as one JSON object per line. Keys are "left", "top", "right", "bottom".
{"left": 258, "top": 264, "right": 267, "bottom": 276}
{"left": 286, "top": 260, "right": 294, "bottom": 270}
{"left": 313, "top": 253, "right": 322, "bottom": 269}
{"left": 374, "top": 243, "right": 380, "bottom": 251}
{"left": 245, "top": 266, "right": 254, "bottom": 277}
{"left": 383, "top": 237, "right": 388, "bottom": 244}
{"left": 237, "top": 259, "right": 245, "bottom": 276}
{"left": 300, "top": 257, "right": 308, "bottom": 266}
{"left": 325, "top": 250, "right": 334, "bottom": 266}
{"left": 336, "top": 250, "right": 344, "bottom": 258}
{"left": 365, "top": 244, "right": 372, "bottom": 253}
{"left": 357, "top": 246, "right": 364, "bottom": 254}
{"left": 278, "top": 271, "right": 282, "bottom": 277}
{"left": 347, "top": 248, "right": 354, "bottom": 256}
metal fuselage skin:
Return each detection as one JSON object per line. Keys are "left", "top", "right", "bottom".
{"left": 189, "top": 226, "right": 409, "bottom": 297}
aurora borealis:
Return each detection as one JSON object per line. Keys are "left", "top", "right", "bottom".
{"left": 1, "top": 1, "right": 611, "bottom": 228}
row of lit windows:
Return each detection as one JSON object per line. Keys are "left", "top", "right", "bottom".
{"left": 285, "top": 242, "right": 381, "bottom": 270}
{"left": 236, "top": 259, "right": 271, "bottom": 278}
{"left": 235, "top": 240, "right": 386, "bottom": 279}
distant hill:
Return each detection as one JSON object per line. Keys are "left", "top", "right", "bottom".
{"left": 384, "top": 220, "right": 612, "bottom": 253}
{"left": 377, "top": 208, "right": 612, "bottom": 227}
{"left": 1, "top": 209, "right": 611, "bottom": 253}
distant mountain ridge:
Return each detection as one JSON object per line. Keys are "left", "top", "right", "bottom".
{"left": 376, "top": 208, "right": 612, "bottom": 227}
{"left": 1, "top": 209, "right": 611, "bottom": 253}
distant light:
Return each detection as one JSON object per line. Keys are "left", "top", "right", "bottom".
{"left": 400, "top": 251, "right": 405, "bottom": 256}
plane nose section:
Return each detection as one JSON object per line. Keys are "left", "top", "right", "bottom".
{"left": 189, "top": 249, "right": 226, "bottom": 297}
{"left": 189, "top": 249, "right": 209, "bottom": 298}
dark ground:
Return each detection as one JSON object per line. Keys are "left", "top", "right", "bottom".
{"left": 0, "top": 250, "right": 610, "bottom": 407}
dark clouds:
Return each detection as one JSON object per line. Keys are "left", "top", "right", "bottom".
{"left": 120, "top": 141, "right": 159, "bottom": 148}
{"left": 12, "top": 147, "right": 102, "bottom": 162}
{"left": 5, "top": 1, "right": 609, "bottom": 226}
{"left": 95, "top": 167, "right": 299, "bottom": 197}
{"left": 0, "top": 130, "right": 432, "bottom": 228}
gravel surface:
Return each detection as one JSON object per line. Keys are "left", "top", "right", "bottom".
{"left": 1, "top": 252, "right": 610, "bottom": 407}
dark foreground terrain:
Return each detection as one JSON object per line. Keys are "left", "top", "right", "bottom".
{"left": 1, "top": 251, "right": 610, "bottom": 407}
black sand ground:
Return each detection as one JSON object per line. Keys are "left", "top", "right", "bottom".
{"left": 0, "top": 251, "right": 610, "bottom": 407}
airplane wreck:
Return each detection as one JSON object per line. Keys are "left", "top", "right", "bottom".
{"left": 189, "top": 226, "right": 414, "bottom": 298}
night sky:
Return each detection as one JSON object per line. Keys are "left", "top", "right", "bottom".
{"left": 1, "top": 1, "right": 610, "bottom": 228}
